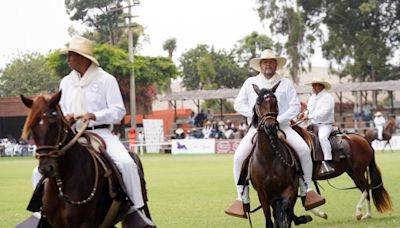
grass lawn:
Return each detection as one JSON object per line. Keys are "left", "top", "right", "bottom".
{"left": 0, "top": 152, "right": 399, "bottom": 227}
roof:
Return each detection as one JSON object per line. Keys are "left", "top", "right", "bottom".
{"left": 160, "top": 80, "right": 400, "bottom": 102}
{"left": 0, "top": 97, "right": 30, "bottom": 117}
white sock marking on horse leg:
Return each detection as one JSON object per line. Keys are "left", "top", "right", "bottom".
{"left": 355, "top": 191, "right": 367, "bottom": 220}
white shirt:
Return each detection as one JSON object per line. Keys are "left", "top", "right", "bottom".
{"left": 59, "top": 65, "right": 126, "bottom": 127}
{"left": 374, "top": 116, "right": 386, "bottom": 127}
{"left": 307, "top": 90, "right": 335, "bottom": 124}
{"left": 234, "top": 73, "right": 300, "bottom": 126}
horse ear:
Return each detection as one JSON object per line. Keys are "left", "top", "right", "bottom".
{"left": 252, "top": 84, "right": 261, "bottom": 95}
{"left": 49, "top": 91, "right": 62, "bottom": 108}
{"left": 20, "top": 95, "right": 33, "bottom": 108}
{"left": 271, "top": 81, "right": 281, "bottom": 93}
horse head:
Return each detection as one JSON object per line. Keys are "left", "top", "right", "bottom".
{"left": 251, "top": 82, "right": 280, "bottom": 135}
{"left": 20, "top": 91, "right": 70, "bottom": 177}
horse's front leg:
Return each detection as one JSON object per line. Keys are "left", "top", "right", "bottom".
{"left": 257, "top": 191, "right": 273, "bottom": 228}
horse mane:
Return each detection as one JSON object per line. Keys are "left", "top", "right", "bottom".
{"left": 21, "top": 95, "right": 52, "bottom": 140}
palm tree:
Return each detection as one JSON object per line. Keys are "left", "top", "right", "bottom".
{"left": 163, "top": 38, "right": 177, "bottom": 58}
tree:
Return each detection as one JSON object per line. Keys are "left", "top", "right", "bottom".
{"left": 65, "top": 0, "right": 126, "bottom": 45}
{"left": 179, "top": 45, "right": 249, "bottom": 90}
{"left": 256, "top": 0, "right": 315, "bottom": 84}
{"left": 234, "top": 31, "right": 274, "bottom": 68}
{"left": 0, "top": 53, "right": 59, "bottom": 97}
{"left": 163, "top": 38, "right": 177, "bottom": 59}
{"left": 299, "top": 0, "right": 400, "bottom": 82}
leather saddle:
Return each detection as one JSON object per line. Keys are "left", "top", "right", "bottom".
{"left": 307, "top": 125, "right": 351, "bottom": 162}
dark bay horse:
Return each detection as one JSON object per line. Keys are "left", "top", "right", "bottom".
{"left": 292, "top": 124, "right": 393, "bottom": 220}
{"left": 250, "top": 83, "right": 311, "bottom": 227}
{"left": 364, "top": 118, "right": 397, "bottom": 151}
{"left": 21, "top": 92, "right": 152, "bottom": 228}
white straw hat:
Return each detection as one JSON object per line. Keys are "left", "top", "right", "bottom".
{"left": 374, "top": 112, "right": 382, "bottom": 116}
{"left": 306, "top": 77, "right": 332, "bottom": 90}
{"left": 62, "top": 36, "right": 99, "bottom": 66}
{"left": 249, "top": 49, "right": 287, "bottom": 72}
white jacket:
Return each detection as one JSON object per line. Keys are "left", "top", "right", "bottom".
{"left": 59, "top": 64, "right": 126, "bottom": 127}
{"left": 234, "top": 73, "right": 300, "bottom": 126}
{"left": 307, "top": 90, "right": 335, "bottom": 124}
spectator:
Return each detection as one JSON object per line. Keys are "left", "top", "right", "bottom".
{"left": 362, "top": 103, "right": 373, "bottom": 122}
{"left": 353, "top": 104, "right": 362, "bottom": 121}
{"left": 224, "top": 120, "right": 235, "bottom": 139}
{"left": 238, "top": 121, "right": 248, "bottom": 138}
{"left": 194, "top": 110, "right": 207, "bottom": 127}
{"left": 188, "top": 111, "right": 195, "bottom": 127}
{"left": 202, "top": 120, "right": 212, "bottom": 139}
{"left": 175, "top": 128, "right": 185, "bottom": 139}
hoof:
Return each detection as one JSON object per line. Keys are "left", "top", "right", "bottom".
{"left": 294, "top": 215, "right": 312, "bottom": 225}
{"left": 355, "top": 213, "right": 362, "bottom": 221}
{"left": 361, "top": 214, "right": 371, "bottom": 220}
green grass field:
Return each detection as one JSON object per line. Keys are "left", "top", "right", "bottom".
{"left": 1, "top": 152, "right": 399, "bottom": 227}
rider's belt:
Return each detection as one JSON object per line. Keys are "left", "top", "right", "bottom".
{"left": 86, "top": 124, "right": 110, "bottom": 130}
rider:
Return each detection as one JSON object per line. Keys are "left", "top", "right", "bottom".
{"left": 31, "top": 36, "right": 146, "bottom": 216}
{"left": 224, "top": 49, "right": 325, "bottom": 218}
{"left": 374, "top": 112, "right": 386, "bottom": 140}
{"left": 301, "top": 77, "right": 335, "bottom": 177}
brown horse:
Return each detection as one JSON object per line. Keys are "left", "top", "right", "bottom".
{"left": 250, "top": 83, "right": 311, "bottom": 227}
{"left": 21, "top": 92, "right": 152, "bottom": 228}
{"left": 364, "top": 118, "right": 397, "bottom": 151}
{"left": 292, "top": 124, "right": 393, "bottom": 220}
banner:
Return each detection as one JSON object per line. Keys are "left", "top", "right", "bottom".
{"left": 215, "top": 139, "right": 241, "bottom": 154}
{"left": 143, "top": 119, "right": 164, "bottom": 153}
{"left": 171, "top": 139, "right": 215, "bottom": 154}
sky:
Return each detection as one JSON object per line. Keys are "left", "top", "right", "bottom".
{"left": 0, "top": 0, "right": 328, "bottom": 69}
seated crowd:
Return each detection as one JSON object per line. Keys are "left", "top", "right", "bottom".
{"left": 174, "top": 119, "right": 248, "bottom": 140}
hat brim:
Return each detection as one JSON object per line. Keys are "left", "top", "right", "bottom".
{"left": 61, "top": 48, "right": 100, "bottom": 66}
{"left": 306, "top": 81, "right": 332, "bottom": 90}
{"left": 249, "top": 57, "right": 287, "bottom": 72}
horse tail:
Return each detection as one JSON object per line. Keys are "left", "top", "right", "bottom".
{"left": 368, "top": 150, "right": 393, "bottom": 213}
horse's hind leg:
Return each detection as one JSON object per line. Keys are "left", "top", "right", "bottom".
{"left": 350, "top": 170, "right": 372, "bottom": 220}
{"left": 355, "top": 190, "right": 372, "bottom": 220}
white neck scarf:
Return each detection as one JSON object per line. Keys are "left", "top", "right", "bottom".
{"left": 70, "top": 63, "right": 98, "bottom": 117}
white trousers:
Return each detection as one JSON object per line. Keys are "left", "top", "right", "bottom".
{"left": 377, "top": 126, "right": 384, "bottom": 140}
{"left": 233, "top": 125, "right": 314, "bottom": 200}
{"left": 317, "top": 124, "right": 333, "bottom": 160}
{"left": 32, "top": 129, "right": 144, "bottom": 209}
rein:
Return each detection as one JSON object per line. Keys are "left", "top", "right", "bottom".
{"left": 256, "top": 107, "right": 295, "bottom": 168}
{"left": 35, "top": 120, "right": 89, "bottom": 158}
{"left": 35, "top": 118, "right": 101, "bottom": 205}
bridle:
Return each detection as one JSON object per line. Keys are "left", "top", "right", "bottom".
{"left": 255, "top": 91, "right": 295, "bottom": 167}
{"left": 34, "top": 108, "right": 88, "bottom": 159}
{"left": 32, "top": 108, "right": 99, "bottom": 205}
